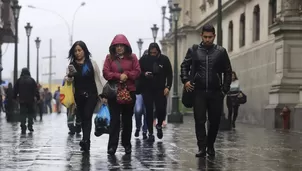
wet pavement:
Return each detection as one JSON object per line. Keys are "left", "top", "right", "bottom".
{"left": 1, "top": 113, "right": 302, "bottom": 171}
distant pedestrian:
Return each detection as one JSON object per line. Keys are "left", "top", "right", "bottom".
{"left": 227, "top": 71, "right": 241, "bottom": 128}
{"left": 44, "top": 88, "right": 52, "bottom": 114}
{"left": 139, "top": 42, "right": 172, "bottom": 142}
{"left": 54, "top": 86, "right": 61, "bottom": 113}
{"left": 180, "top": 24, "right": 232, "bottom": 157}
{"left": 13, "top": 68, "right": 40, "bottom": 134}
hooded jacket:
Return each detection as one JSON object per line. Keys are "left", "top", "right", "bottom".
{"left": 14, "top": 68, "right": 39, "bottom": 103}
{"left": 138, "top": 43, "right": 173, "bottom": 92}
{"left": 103, "top": 34, "right": 141, "bottom": 92}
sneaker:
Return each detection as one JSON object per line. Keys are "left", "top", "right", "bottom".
{"left": 134, "top": 130, "right": 139, "bottom": 137}
{"left": 147, "top": 134, "right": 155, "bottom": 142}
{"left": 156, "top": 125, "right": 163, "bottom": 139}
{"left": 142, "top": 132, "right": 148, "bottom": 140}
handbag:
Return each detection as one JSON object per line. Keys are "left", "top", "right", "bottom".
{"left": 103, "top": 60, "right": 123, "bottom": 99}
{"left": 182, "top": 44, "right": 199, "bottom": 108}
{"left": 236, "top": 91, "right": 247, "bottom": 104}
{"left": 116, "top": 83, "right": 133, "bottom": 104}
{"left": 60, "top": 80, "right": 75, "bottom": 108}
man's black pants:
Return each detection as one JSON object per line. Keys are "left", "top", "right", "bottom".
{"left": 193, "top": 90, "right": 224, "bottom": 150}
{"left": 142, "top": 90, "right": 166, "bottom": 135}
{"left": 20, "top": 103, "right": 35, "bottom": 131}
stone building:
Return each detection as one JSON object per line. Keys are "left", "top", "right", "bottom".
{"left": 160, "top": 0, "right": 302, "bottom": 131}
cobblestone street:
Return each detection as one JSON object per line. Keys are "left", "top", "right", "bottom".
{"left": 0, "top": 113, "right": 302, "bottom": 171}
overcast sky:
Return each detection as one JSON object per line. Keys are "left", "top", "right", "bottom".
{"left": 2, "top": 0, "right": 169, "bottom": 83}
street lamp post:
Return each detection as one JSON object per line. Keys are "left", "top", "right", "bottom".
{"left": 35, "top": 37, "right": 41, "bottom": 84}
{"left": 168, "top": 3, "right": 182, "bottom": 123}
{"left": 25, "top": 22, "right": 33, "bottom": 70}
{"left": 137, "top": 38, "right": 143, "bottom": 58}
{"left": 151, "top": 24, "right": 159, "bottom": 43}
{"left": 11, "top": 0, "right": 21, "bottom": 85}
{"left": 217, "top": 0, "right": 231, "bottom": 131}
{"left": 28, "top": 2, "right": 85, "bottom": 47}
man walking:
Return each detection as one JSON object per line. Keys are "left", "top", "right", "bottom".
{"left": 14, "top": 68, "right": 40, "bottom": 134}
{"left": 139, "top": 43, "right": 172, "bottom": 142}
{"left": 180, "top": 24, "right": 232, "bottom": 157}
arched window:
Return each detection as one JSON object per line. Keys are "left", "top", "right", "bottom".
{"left": 253, "top": 5, "right": 260, "bottom": 41}
{"left": 239, "top": 13, "right": 245, "bottom": 47}
{"left": 228, "top": 21, "right": 233, "bottom": 52}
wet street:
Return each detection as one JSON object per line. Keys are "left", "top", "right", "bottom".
{"left": 1, "top": 113, "right": 302, "bottom": 171}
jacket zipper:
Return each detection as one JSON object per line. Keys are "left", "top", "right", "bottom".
{"left": 206, "top": 52, "right": 209, "bottom": 92}
{"left": 217, "top": 73, "right": 221, "bottom": 86}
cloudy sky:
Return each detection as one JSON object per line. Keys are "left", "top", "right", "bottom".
{"left": 2, "top": 0, "right": 169, "bottom": 83}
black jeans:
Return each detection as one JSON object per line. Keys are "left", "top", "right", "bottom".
{"left": 193, "top": 90, "right": 224, "bottom": 150}
{"left": 20, "top": 103, "right": 35, "bottom": 131}
{"left": 75, "top": 93, "right": 98, "bottom": 141}
{"left": 142, "top": 90, "right": 167, "bottom": 135}
{"left": 107, "top": 92, "right": 135, "bottom": 151}
{"left": 226, "top": 96, "right": 239, "bottom": 124}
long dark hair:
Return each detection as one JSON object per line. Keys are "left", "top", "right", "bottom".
{"left": 109, "top": 45, "right": 132, "bottom": 60}
{"left": 68, "top": 41, "right": 91, "bottom": 61}
{"left": 232, "top": 71, "right": 238, "bottom": 80}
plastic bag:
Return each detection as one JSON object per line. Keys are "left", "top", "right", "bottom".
{"left": 94, "top": 104, "right": 110, "bottom": 137}
{"left": 60, "top": 80, "right": 75, "bottom": 108}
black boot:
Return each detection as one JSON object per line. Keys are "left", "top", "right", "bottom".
{"left": 134, "top": 129, "right": 139, "bottom": 137}
{"left": 156, "top": 125, "right": 163, "bottom": 139}
{"left": 107, "top": 148, "right": 116, "bottom": 155}
{"left": 79, "top": 140, "right": 90, "bottom": 152}
{"left": 195, "top": 148, "right": 206, "bottom": 157}
{"left": 147, "top": 134, "right": 155, "bottom": 142}
{"left": 75, "top": 124, "right": 81, "bottom": 134}
{"left": 142, "top": 132, "right": 148, "bottom": 140}
{"left": 124, "top": 146, "right": 132, "bottom": 155}
{"left": 207, "top": 146, "right": 215, "bottom": 157}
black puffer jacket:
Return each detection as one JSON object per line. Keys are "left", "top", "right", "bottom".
{"left": 180, "top": 43, "right": 232, "bottom": 93}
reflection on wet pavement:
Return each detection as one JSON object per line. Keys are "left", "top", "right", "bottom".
{"left": 1, "top": 113, "right": 302, "bottom": 170}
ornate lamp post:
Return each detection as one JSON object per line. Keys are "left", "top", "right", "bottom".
{"left": 35, "top": 37, "right": 41, "bottom": 83}
{"left": 25, "top": 22, "right": 33, "bottom": 70}
{"left": 151, "top": 24, "right": 159, "bottom": 43}
{"left": 168, "top": 3, "right": 182, "bottom": 123}
{"left": 11, "top": 0, "right": 21, "bottom": 85}
{"left": 137, "top": 38, "right": 143, "bottom": 58}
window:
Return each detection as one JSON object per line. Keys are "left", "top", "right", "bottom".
{"left": 253, "top": 5, "right": 260, "bottom": 42}
{"left": 239, "top": 13, "right": 245, "bottom": 47}
{"left": 269, "top": 0, "right": 277, "bottom": 26}
{"left": 228, "top": 21, "right": 233, "bottom": 52}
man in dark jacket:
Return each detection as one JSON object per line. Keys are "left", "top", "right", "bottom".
{"left": 180, "top": 24, "right": 232, "bottom": 157}
{"left": 139, "top": 43, "right": 173, "bottom": 142}
{"left": 14, "top": 68, "right": 40, "bottom": 134}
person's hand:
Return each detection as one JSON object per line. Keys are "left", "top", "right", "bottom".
{"left": 184, "top": 81, "right": 194, "bottom": 92}
{"left": 120, "top": 73, "right": 128, "bottom": 82}
{"left": 238, "top": 93, "right": 243, "bottom": 98}
{"left": 164, "top": 88, "right": 170, "bottom": 96}
{"left": 145, "top": 72, "right": 153, "bottom": 78}
{"left": 101, "top": 98, "right": 108, "bottom": 104}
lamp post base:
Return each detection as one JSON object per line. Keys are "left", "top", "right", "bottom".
{"left": 168, "top": 95, "right": 183, "bottom": 123}
{"left": 167, "top": 113, "right": 183, "bottom": 123}
{"left": 219, "top": 112, "right": 231, "bottom": 131}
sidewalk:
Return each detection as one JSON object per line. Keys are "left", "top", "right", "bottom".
{"left": 0, "top": 113, "right": 302, "bottom": 171}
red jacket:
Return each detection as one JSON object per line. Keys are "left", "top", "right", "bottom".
{"left": 103, "top": 34, "right": 141, "bottom": 92}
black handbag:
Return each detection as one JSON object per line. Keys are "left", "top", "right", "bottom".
{"left": 181, "top": 45, "right": 199, "bottom": 108}
{"left": 103, "top": 60, "right": 123, "bottom": 99}
{"left": 236, "top": 91, "right": 247, "bottom": 104}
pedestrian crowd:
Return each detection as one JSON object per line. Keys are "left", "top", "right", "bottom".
{"left": 10, "top": 24, "right": 249, "bottom": 158}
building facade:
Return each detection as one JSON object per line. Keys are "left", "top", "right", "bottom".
{"left": 161, "top": 0, "right": 302, "bottom": 130}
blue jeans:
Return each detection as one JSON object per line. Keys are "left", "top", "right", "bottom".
{"left": 134, "top": 94, "right": 147, "bottom": 133}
